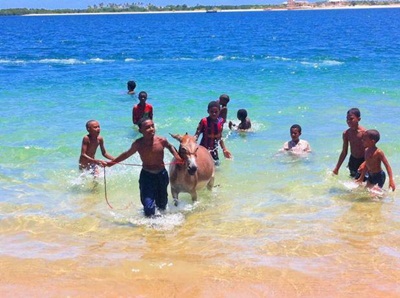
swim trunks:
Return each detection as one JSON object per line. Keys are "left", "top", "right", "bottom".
{"left": 139, "top": 168, "right": 169, "bottom": 216}
{"left": 79, "top": 163, "right": 99, "bottom": 176}
{"left": 367, "top": 171, "right": 386, "bottom": 188}
{"left": 348, "top": 155, "right": 365, "bottom": 178}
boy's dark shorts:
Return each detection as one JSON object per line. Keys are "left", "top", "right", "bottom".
{"left": 348, "top": 155, "right": 365, "bottom": 179}
{"left": 139, "top": 168, "right": 169, "bottom": 217}
{"left": 368, "top": 171, "right": 386, "bottom": 188}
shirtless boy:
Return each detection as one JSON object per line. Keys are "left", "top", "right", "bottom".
{"left": 127, "top": 80, "right": 136, "bottom": 94}
{"left": 228, "top": 109, "right": 252, "bottom": 131}
{"left": 107, "top": 118, "right": 182, "bottom": 216}
{"left": 356, "top": 129, "right": 395, "bottom": 191}
{"left": 333, "top": 108, "right": 366, "bottom": 178}
{"left": 79, "top": 120, "right": 114, "bottom": 173}
{"left": 218, "top": 94, "right": 230, "bottom": 124}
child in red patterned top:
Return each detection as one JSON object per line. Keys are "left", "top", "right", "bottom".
{"left": 132, "top": 91, "right": 153, "bottom": 125}
{"left": 194, "top": 101, "right": 232, "bottom": 164}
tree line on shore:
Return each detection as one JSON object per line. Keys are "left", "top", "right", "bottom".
{"left": 0, "top": 1, "right": 398, "bottom": 16}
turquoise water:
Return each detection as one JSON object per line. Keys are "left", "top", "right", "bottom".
{"left": 1, "top": 9, "right": 400, "bottom": 296}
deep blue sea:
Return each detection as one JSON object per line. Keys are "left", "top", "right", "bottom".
{"left": 0, "top": 8, "right": 400, "bottom": 296}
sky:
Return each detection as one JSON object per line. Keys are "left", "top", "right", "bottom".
{"left": 0, "top": 0, "right": 283, "bottom": 10}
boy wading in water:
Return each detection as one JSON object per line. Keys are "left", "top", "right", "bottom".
{"left": 356, "top": 129, "right": 395, "bottom": 191}
{"left": 281, "top": 124, "right": 311, "bottom": 154}
{"left": 132, "top": 91, "right": 153, "bottom": 126}
{"left": 107, "top": 118, "right": 182, "bottom": 217}
{"left": 333, "top": 108, "right": 366, "bottom": 178}
{"left": 79, "top": 120, "right": 114, "bottom": 175}
{"left": 228, "top": 109, "right": 252, "bottom": 131}
{"left": 194, "top": 101, "right": 232, "bottom": 165}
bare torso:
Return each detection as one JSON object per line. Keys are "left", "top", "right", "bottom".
{"left": 79, "top": 135, "right": 101, "bottom": 169}
{"left": 365, "top": 146, "right": 383, "bottom": 174}
{"left": 136, "top": 136, "right": 167, "bottom": 172}
{"left": 345, "top": 126, "right": 366, "bottom": 158}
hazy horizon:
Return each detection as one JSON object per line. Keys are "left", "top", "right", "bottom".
{"left": 0, "top": 0, "right": 286, "bottom": 10}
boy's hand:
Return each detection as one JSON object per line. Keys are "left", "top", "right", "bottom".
{"left": 223, "top": 149, "right": 232, "bottom": 159}
{"left": 389, "top": 179, "right": 396, "bottom": 191}
{"left": 97, "top": 160, "right": 108, "bottom": 167}
{"left": 355, "top": 178, "right": 363, "bottom": 184}
{"left": 105, "top": 161, "right": 116, "bottom": 167}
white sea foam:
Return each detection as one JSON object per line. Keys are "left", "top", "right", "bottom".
{"left": 300, "top": 60, "right": 344, "bottom": 67}
{"left": 0, "top": 59, "right": 26, "bottom": 64}
{"left": 124, "top": 58, "right": 141, "bottom": 62}
{"left": 38, "top": 58, "right": 85, "bottom": 64}
{"left": 128, "top": 212, "right": 186, "bottom": 231}
{"left": 89, "top": 58, "right": 114, "bottom": 63}
{"left": 213, "top": 55, "right": 225, "bottom": 61}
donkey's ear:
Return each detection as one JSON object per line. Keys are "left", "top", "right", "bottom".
{"left": 170, "top": 133, "right": 182, "bottom": 142}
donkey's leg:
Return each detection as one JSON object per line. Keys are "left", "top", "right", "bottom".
{"left": 190, "top": 190, "right": 198, "bottom": 203}
{"left": 206, "top": 176, "right": 215, "bottom": 190}
{"left": 171, "top": 187, "right": 180, "bottom": 206}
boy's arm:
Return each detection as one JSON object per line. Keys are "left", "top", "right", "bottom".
{"left": 149, "top": 106, "right": 153, "bottom": 120}
{"left": 164, "top": 139, "right": 183, "bottom": 163}
{"left": 99, "top": 137, "right": 114, "bottom": 161}
{"left": 194, "top": 121, "right": 202, "bottom": 141}
{"left": 132, "top": 106, "right": 136, "bottom": 125}
{"left": 305, "top": 141, "right": 311, "bottom": 152}
{"left": 107, "top": 141, "right": 138, "bottom": 167}
{"left": 282, "top": 141, "right": 289, "bottom": 151}
{"left": 333, "top": 132, "right": 349, "bottom": 175}
{"left": 219, "top": 139, "right": 232, "bottom": 159}
{"left": 355, "top": 161, "right": 367, "bottom": 184}
{"left": 380, "top": 151, "right": 396, "bottom": 191}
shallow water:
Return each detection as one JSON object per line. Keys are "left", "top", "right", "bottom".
{"left": 1, "top": 9, "right": 400, "bottom": 296}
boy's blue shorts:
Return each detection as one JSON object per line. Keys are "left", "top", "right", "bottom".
{"left": 139, "top": 168, "right": 169, "bottom": 216}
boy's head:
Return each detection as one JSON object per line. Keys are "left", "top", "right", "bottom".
{"left": 137, "top": 118, "right": 155, "bottom": 136}
{"left": 346, "top": 108, "right": 361, "bottom": 128}
{"left": 347, "top": 108, "right": 361, "bottom": 118}
{"left": 207, "top": 101, "right": 220, "bottom": 120}
{"left": 290, "top": 124, "right": 302, "bottom": 142}
{"left": 86, "top": 120, "right": 100, "bottom": 135}
{"left": 237, "top": 109, "right": 248, "bottom": 121}
{"left": 127, "top": 80, "right": 136, "bottom": 93}
{"left": 138, "top": 91, "right": 147, "bottom": 103}
{"left": 364, "top": 129, "right": 380, "bottom": 144}
{"left": 219, "top": 94, "right": 230, "bottom": 106}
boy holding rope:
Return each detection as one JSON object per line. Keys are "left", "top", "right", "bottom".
{"left": 106, "top": 118, "right": 182, "bottom": 217}
{"left": 79, "top": 120, "right": 114, "bottom": 175}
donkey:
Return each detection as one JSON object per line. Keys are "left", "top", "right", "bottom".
{"left": 169, "top": 133, "right": 215, "bottom": 205}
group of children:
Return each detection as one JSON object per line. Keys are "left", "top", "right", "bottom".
{"left": 331, "top": 108, "right": 395, "bottom": 191}
{"left": 79, "top": 84, "right": 395, "bottom": 216}
{"left": 280, "top": 108, "right": 396, "bottom": 192}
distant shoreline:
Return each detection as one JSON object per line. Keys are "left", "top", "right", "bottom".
{"left": 23, "top": 4, "right": 400, "bottom": 16}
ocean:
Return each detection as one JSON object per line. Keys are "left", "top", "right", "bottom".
{"left": 0, "top": 8, "right": 399, "bottom": 296}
